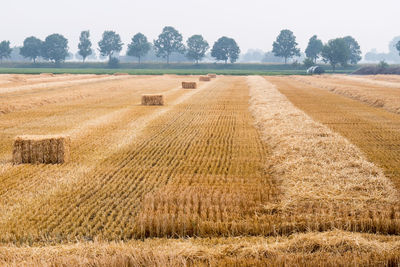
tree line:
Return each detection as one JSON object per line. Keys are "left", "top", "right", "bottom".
{"left": 1, "top": 27, "right": 398, "bottom": 68}
{"left": 0, "top": 27, "right": 240, "bottom": 66}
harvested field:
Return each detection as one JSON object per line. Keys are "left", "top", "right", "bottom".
{"left": 0, "top": 74, "right": 399, "bottom": 265}
{"left": 291, "top": 75, "right": 400, "bottom": 114}
{"left": 267, "top": 76, "right": 400, "bottom": 189}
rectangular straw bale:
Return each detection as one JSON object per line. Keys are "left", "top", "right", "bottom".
{"left": 12, "top": 135, "right": 71, "bottom": 164}
{"left": 57, "top": 137, "right": 70, "bottom": 163}
{"left": 141, "top": 95, "right": 164, "bottom": 106}
{"left": 199, "top": 76, "right": 211, "bottom": 82}
{"left": 12, "top": 137, "right": 23, "bottom": 164}
{"left": 113, "top": 73, "right": 129, "bottom": 76}
{"left": 208, "top": 73, "right": 217, "bottom": 78}
{"left": 182, "top": 82, "right": 197, "bottom": 89}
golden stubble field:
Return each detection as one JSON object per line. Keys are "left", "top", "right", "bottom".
{"left": 0, "top": 73, "right": 399, "bottom": 266}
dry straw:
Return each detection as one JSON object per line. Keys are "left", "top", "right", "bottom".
{"left": 248, "top": 76, "right": 398, "bottom": 215}
{"left": 113, "top": 73, "right": 129, "bottom": 76}
{"left": 141, "top": 95, "right": 164, "bottom": 106}
{"left": 182, "top": 82, "right": 197, "bottom": 89}
{"left": 208, "top": 74, "right": 217, "bottom": 78}
{"left": 199, "top": 76, "right": 211, "bottom": 82}
{"left": 13, "top": 135, "right": 71, "bottom": 164}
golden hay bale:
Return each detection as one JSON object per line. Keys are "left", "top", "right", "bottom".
{"left": 199, "top": 76, "right": 211, "bottom": 82}
{"left": 114, "top": 73, "right": 130, "bottom": 76}
{"left": 12, "top": 135, "right": 70, "bottom": 164}
{"left": 208, "top": 74, "right": 217, "bottom": 78}
{"left": 141, "top": 95, "right": 164, "bottom": 106}
{"left": 182, "top": 82, "right": 197, "bottom": 89}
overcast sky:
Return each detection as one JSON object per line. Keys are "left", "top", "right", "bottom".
{"left": 1, "top": 0, "right": 399, "bottom": 56}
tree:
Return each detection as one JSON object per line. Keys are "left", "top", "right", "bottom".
{"left": 78, "top": 31, "right": 93, "bottom": 62}
{"left": 20, "top": 37, "right": 42, "bottom": 63}
{"left": 272, "top": 29, "right": 300, "bottom": 64}
{"left": 396, "top": 40, "right": 400, "bottom": 55}
{"left": 153, "top": 26, "right": 185, "bottom": 64}
{"left": 186, "top": 35, "right": 209, "bottom": 64}
{"left": 0, "top": 41, "right": 12, "bottom": 62}
{"left": 305, "top": 35, "right": 323, "bottom": 63}
{"left": 303, "top": 57, "right": 315, "bottom": 69}
{"left": 321, "top": 38, "right": 350, "bottom": 72}
{"left": 98, "top": 31, "right": 123, "bottom": 61}
{"left": 42, "top": 34, "right": 69, "bottom": 63}
{"left": 211, "top": 37, "right": 240, "bottom": 64}
{"left": 343, "top": 36, "right": 361, "bottom": 64}
{"left": 127, "top": 33, "right": 150, "bottom": 63}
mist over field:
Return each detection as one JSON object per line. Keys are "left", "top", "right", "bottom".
{"left": 0, "top": 0, "right": 399, "bottom": 57}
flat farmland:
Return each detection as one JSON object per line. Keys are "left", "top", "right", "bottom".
{"left": 0, "top": 74, "right": 399, "bottom": 266}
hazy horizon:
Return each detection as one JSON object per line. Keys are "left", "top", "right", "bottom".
{"left": 1, "top": 0, "right": 399, "bottom": 56}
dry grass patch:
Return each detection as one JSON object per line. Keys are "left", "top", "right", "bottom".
{"left": 0, "top": 231, "right": 399, "bottom": 266}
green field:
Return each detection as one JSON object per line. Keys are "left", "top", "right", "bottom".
{"left": 0, "top": 62, "right": 358, "bottom": 75}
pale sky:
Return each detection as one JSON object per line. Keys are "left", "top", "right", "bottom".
{"left": 1, "top": 0, "right": 399, "bottom": 56}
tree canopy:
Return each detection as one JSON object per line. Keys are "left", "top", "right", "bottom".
{"left": 20, "top": 37, "right": 42, "bottom": 63}
{"left": 127, "top": 33, "right": 151, "bottom": 63}
{"left": 0, "top": 41, "right": 12, "bottom": 62}
{"left": 305, "top": 35, "right": 323, "bottom": 63}
{"left": 186, "top": 35, "right": 209, "bottom": 64}
{"left": 272, "top": 29, "right": 300, "bottom": 64}
{"left": 211, "top": 37, "right": 240, "bottom": 64}
{"left": 153, "top": 26, "right": 185, "bottom": 64}
{"left": 98, "top": 31, "right": 123, "bottom": 61}
{"left": 396, "top": 40, "right": 400, "bottom": 55}
{"left": 78, "top": 31, "right": 93, "bottom": 62}
{"left": 321, "top": 38, "right": 350, "bottom": 71}
{"left": 343, "top": 36, "right": 361, "bottom": 64}
{"left": 42, "top": 34, "right": 69, "bottom": 63}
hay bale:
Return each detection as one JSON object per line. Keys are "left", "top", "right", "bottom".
{"left": 114, "top": 73, "right": 129, "bottom": 76}
{"left": 208, "top": 74, "right": 217, "bottom": 78}
{"left": 182, "top": 82, "right": 197, "bottom": 89}
{"left": 199, "top": 76, "right": 211, "bottom": 81}
{"left": 12, "top": 135, "right": 71, "bottom": 164}
{"left": 141, "top": 95, "right": 164, "bottom": 106}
